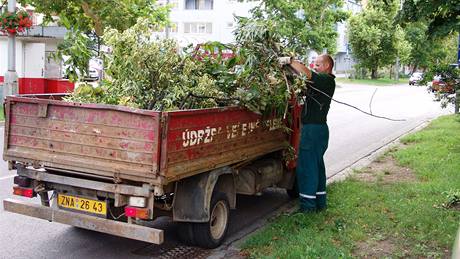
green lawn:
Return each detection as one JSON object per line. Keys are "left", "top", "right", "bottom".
{"left": 242, "top": 115, "right": 460, "bottom": 258}
{"left": 0, "top": 106, "right": 3, "bottom": 121}
{"left": 336, "top": 77, "right": 409, "bottom": 86}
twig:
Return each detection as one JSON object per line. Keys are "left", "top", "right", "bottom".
{"left": 281, "top": 70, "right": 290, "bottom": 119}
{"left": 0, "top": 0, "right": 7, "bottom": 11}
{"left": 369, "top": 88, "right": 378, "bottom": 115}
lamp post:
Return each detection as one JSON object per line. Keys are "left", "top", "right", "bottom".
{"left": 455, "top": 34, "right": 460, "bottom": 113}
{"left": 3, "top": 0, "right": 18, "bottom": 99}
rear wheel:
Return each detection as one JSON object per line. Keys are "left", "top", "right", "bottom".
{"left": 177, "top": 222, "right": 195, "bottom": 246}
{"left": 191, "top": 192, "right": 230, "bottom": 248}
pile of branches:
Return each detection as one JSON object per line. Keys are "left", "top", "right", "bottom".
{"left": 66, "top": 18, "right": 307, "bottom": 115}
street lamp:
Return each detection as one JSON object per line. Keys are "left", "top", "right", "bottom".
{"left": 3, "top": 0, "right": 18, "bottom": 99}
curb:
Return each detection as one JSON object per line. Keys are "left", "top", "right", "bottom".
{"left": 327, "top": 119, "right": 433, "bottom": 184}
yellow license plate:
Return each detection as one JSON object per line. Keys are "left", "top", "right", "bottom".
{"left": 58, "top": 194, "right": 107, "bottom": 216}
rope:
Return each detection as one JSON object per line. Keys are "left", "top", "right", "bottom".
{"left": 308, "top": 83, "right": 406, "bottom": 122}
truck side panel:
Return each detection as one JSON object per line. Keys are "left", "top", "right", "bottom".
{"left": 161, "top": 107, "right": 288, "bottom": 181}
{"left": 3, "top": 97, "right": 161, "bottom": 182}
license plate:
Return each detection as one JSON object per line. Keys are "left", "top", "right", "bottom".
{"left": 57, "top": 194, "right": 107, "bottom": 217}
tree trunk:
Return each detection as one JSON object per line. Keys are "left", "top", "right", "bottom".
{"left": 371, "top": 68, "right": 378, "bottom": 79}
{"left": 412, "top": 64, "right": 418, "bottom": 74}
{"left": 81, "top": 2, "right": 103, "bottom": 36}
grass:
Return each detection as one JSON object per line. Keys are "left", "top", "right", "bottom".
{"left": 336, "top": 77, "right": 408, "bottom": 86}
{"left": 241, "top": 115, "right": 460, "bottom": 258}
{"left": 0, "top": 106, "right": 3, "bottom": 121}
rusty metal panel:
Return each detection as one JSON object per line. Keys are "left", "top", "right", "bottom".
{"left": 3, "top": 97, "right": 161, "bottom": 182}
{"left": 161, "top": 107, "right": 289, "bottom": 181}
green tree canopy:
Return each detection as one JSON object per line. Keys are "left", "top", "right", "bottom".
{"left": 18, "top": 0, "right": 170, "bottom": 80}
{"left": 397, "top": 0, "right": 460, "bottom": 38}
{"left": 244, "top": 0, "right": 348, "bottom": 55}
{"left": 404, "top": 22, "right": 458, "bottom": 72}
{"left": 348, "top": 0, "right": 405, "bottom": 79}
{"left": 19, "top": 0, "right": 170, "bottom": 36}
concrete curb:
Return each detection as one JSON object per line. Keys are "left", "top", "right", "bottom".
{"left": 328, "top": 119, "right": 432, "bottom": 184}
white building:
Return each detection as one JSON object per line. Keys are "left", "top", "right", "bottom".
{"left": 0, "top": 8, "right": 72, "bottom": 94}
{"left": 156, "top": 0, "right": 258, "bottom": 45}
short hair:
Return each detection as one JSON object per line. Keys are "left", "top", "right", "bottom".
{"left": 319, "top": 54, "right": 334, "bottom": 69}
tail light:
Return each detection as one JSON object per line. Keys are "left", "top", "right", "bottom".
{"left": 124, "top": 206, "right": 150, "bottom": 219}
{"left": 13, "top": 186, "right": 36, "bottom": 198}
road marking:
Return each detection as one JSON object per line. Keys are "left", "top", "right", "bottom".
{"left": 0, "top": 175, "right": 15, "bottom": 181}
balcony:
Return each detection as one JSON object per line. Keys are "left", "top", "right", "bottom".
{"left": 22, "top": 26, "right": 67, "bottom": 39}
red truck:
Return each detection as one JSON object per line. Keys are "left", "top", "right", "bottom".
{"left": 2, "top": 95, "right": 301, "bottom": 248}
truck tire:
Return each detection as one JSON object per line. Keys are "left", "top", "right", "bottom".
{"left": 177, "top": 222, "right": 195, "bottom": 246}
{"left": 192, "top": 192, "right": 230, "bottom": 248}
{"left": 286, "top": 177, "right": 299, "bottom": 199}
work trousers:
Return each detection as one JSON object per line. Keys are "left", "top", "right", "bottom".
{"left": 296, "top": 123, "right": 329, "bottom": 211}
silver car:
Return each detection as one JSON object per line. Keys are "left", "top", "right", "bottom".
{"left": 409, "top": 72, "right": 423, "bottom": 85}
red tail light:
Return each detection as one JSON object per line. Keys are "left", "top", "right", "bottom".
{"left": 124, "top": 206, "right": 150, "bottom": 219}
{"left": 13, "top": 186, "right": 36, "bottom": 198}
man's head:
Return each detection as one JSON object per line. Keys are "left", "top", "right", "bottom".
{"left": 313, "top": 54, "right": 334, "bottom": 74}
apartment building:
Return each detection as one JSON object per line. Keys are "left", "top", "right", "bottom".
{"left": 156, "top": 0, "right": 258, "bottom": 45}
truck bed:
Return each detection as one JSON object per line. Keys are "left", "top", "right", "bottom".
{"left": 3, "top": 97, "right": 289, "bottom": 184}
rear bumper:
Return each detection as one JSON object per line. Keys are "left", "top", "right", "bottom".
{"left": 3, "top": 198, "right": 164, "bottom": 244}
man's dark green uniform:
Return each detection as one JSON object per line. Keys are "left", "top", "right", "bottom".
{"left": 296, "top": 71, "right": 335, "bottom": 211}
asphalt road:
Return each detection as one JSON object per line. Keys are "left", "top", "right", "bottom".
{"left": 0, "top": 83, "right": 451, "bottom": 258}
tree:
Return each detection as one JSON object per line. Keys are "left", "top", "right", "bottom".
{"left": 404, "top": 22, "right": 458, "bottom": 73}
{"left": 18, "top": 0, "right": 170, "bottom": 80}
{"left": 347, "top": 1, "right": 403, "bottom": 79}
{"left": 244, "top": 0, "right": 348, "bottom": 55}
{"left": 397, "top": 0, "right": 460, "bottom": 38}
{"left": 19, "top": 0, "right": 170, "bottom": 36}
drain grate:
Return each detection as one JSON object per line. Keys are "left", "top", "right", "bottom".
{"left": 133, "top": 243, "right": 211, "bottom": 259}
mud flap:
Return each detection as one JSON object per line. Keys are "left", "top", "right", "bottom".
{"left": 173, "top": 166, "right": 235, "bottom": 223}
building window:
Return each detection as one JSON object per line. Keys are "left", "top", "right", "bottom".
{"left": 183, "top": 22, "right": 212, "bottom": 34}
{"left": 185, "top": 0, "right": 213, "bottom": 10}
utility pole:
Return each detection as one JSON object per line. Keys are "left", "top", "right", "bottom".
{"left": 165, "top": 0, "right": 170, "bottom": 39}
{"left": 3, "top": 0, "right": 18, "bottom": 99}
{"left": 455, "top": 34, "right": 460, "bottom": 114}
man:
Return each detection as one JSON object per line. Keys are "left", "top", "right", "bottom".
{"left": 279, "top": 54, "right": 336, "bottom": 212}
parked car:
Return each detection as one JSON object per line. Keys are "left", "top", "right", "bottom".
{"left": 430, "top": 75, "right": 455, "bottom": 94}
{"left": 409, "top": 72, "right": 423, "bottom": 85}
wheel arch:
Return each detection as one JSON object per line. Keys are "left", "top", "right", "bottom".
{"left": 173, "top": 166, "right": 235, "bottom": 223}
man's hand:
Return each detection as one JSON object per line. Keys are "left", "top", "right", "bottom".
{"left": 278, "top": 57, "right": 292, "bottom": 66}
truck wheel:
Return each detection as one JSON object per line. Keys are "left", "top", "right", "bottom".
{"left": 177, "top": 222, "right": 195, "bottom": 246}
{"left": 192, "top": 192, "right": 230, "bottom": 248}
{"left": 286, "top": 177, "right": 299, "bottom": 199}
